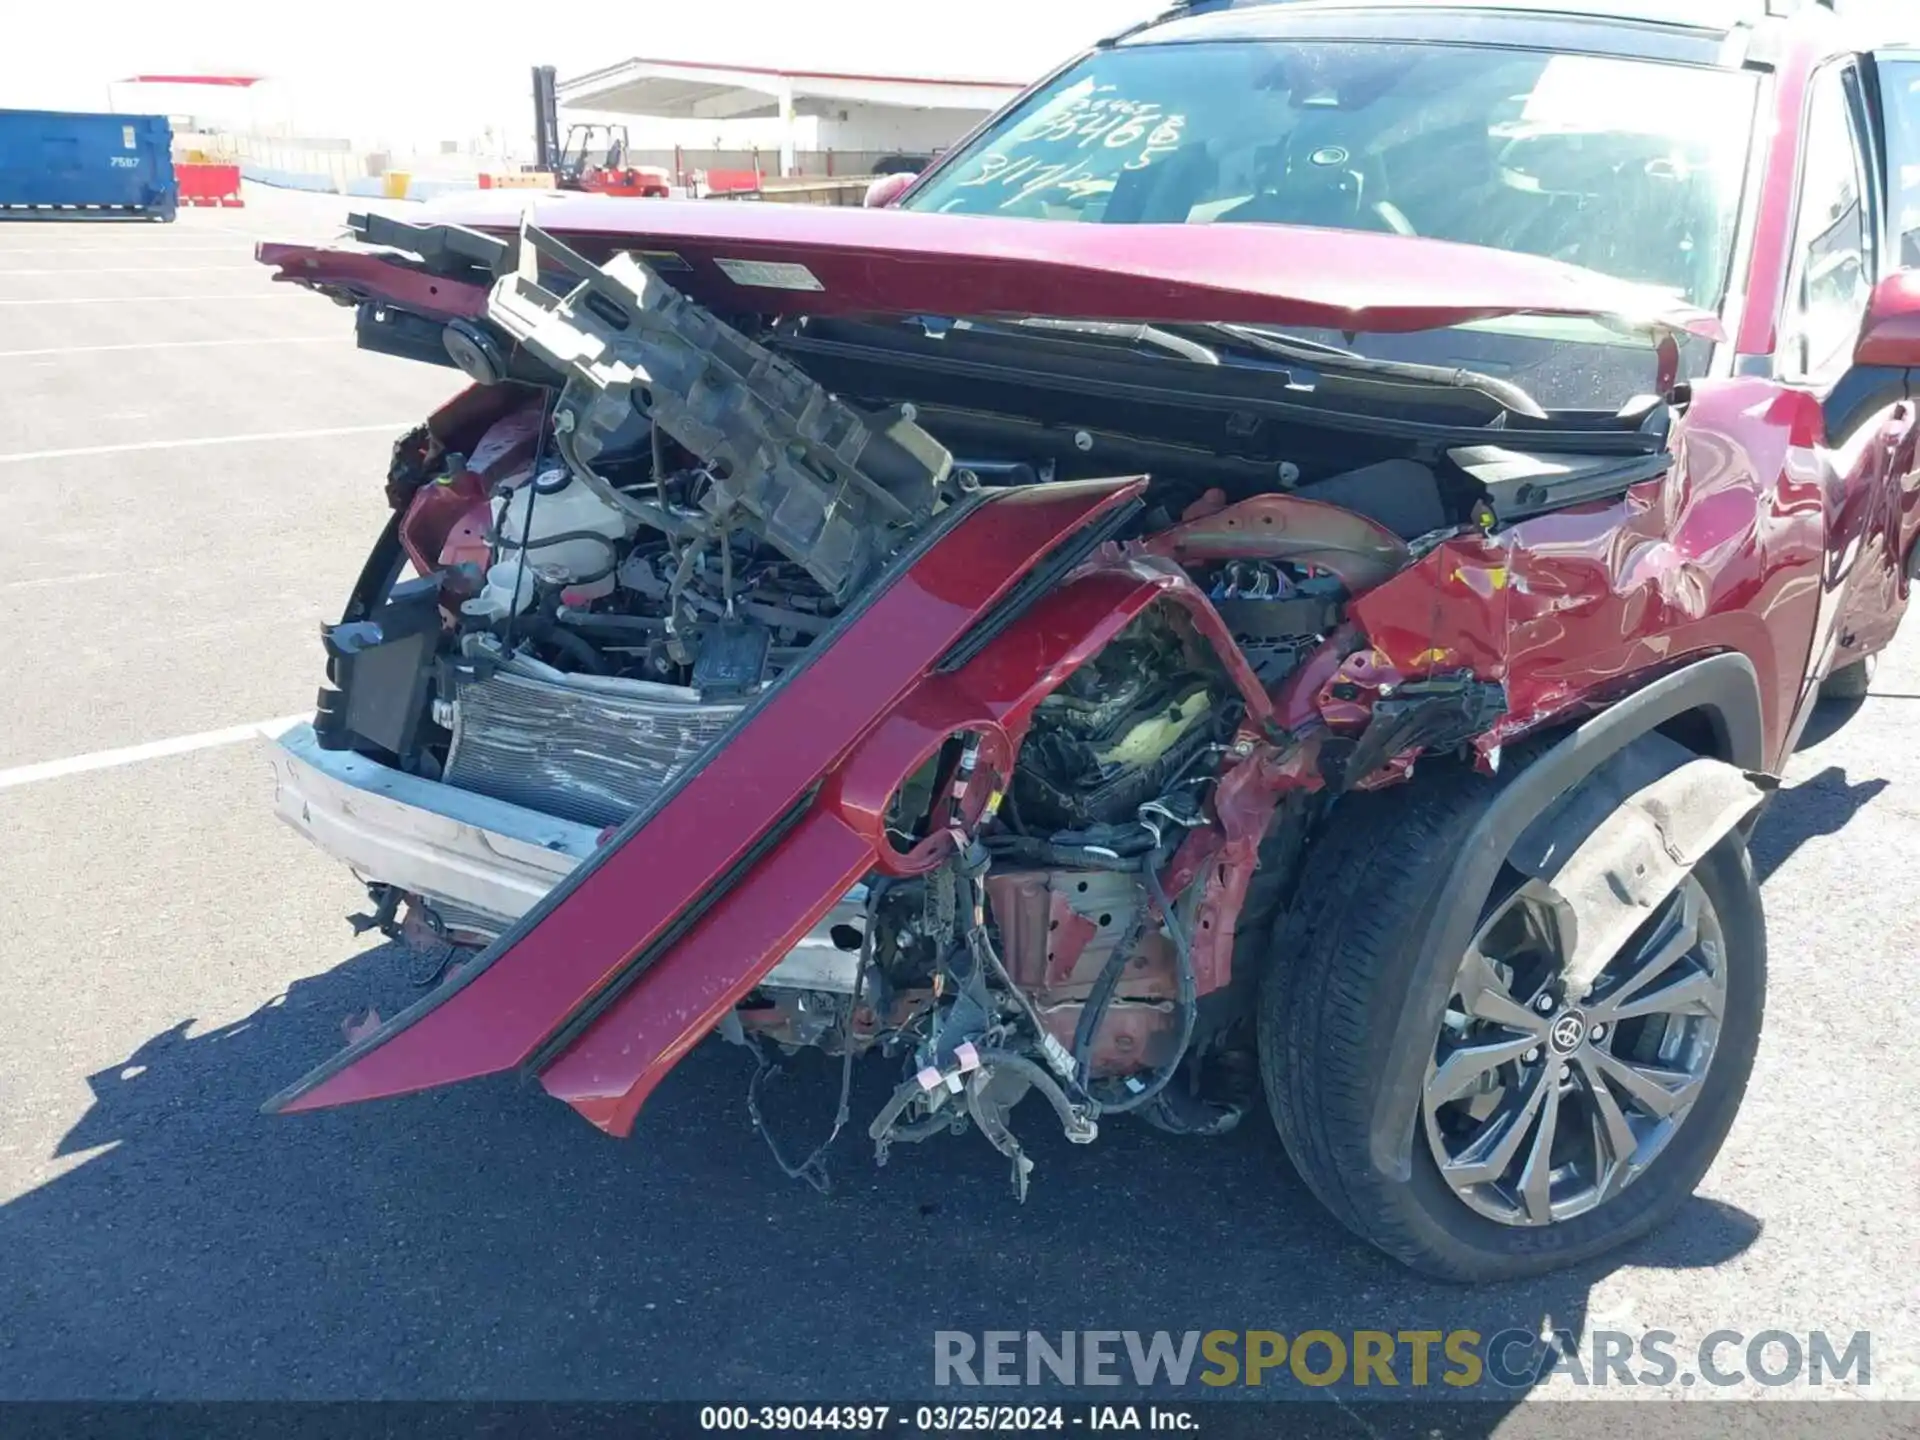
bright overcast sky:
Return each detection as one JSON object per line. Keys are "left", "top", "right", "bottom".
{"left": 11, "top": 1, "right": 1163, "bottom": 145}
{"left": 10, "top": 0, "right": 1913, "bottom": 147}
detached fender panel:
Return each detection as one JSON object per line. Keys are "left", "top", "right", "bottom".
{"left": 265, "top": 478, "right": 1145, "bottom": 1117}
{"left": 538, "top": 552, "right": 1277, "bottom": 1134}
{"left": 255, "top": 242, "right": 491, "bottom": 320}
{"left": 1364, "top": 652, "right": 1765, "bottom": 1180}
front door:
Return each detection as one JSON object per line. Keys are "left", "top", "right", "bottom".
{"left": 1785, "top": 58, "right": 1911, "bottom": 710}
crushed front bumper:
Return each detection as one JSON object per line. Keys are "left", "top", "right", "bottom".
{"left": 271, "top": 723, "right": 867, "bottom": 985}
{"left": 272, "top": 723, "right": 595, "bottom": 924}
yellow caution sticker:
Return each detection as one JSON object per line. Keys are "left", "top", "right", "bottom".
{"left": 1450, "top": 564, "right": 1509, "bottom": 591}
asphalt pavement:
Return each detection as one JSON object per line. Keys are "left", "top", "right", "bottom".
{"left": 0, "top": 190, "right": 1915, "bottom": 1424}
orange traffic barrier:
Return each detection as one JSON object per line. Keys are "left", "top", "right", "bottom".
{"left": 700, "top": 168, "right": 763, "bottom": 195}
{"left": 177, "top": 162, "right": 243, "bottom": 207}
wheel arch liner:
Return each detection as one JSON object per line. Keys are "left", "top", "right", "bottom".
{"left": 1507, "top": 747, "right": 1765, "bottom": 1000}
{"left": 1364, "top": 651, "right": 1767, "bottom": 1180}
{"left": 264, "top": 478, "right": 1147, "bottom": 1118}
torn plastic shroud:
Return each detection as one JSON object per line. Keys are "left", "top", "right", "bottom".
{"left": 482, "top": 222, "right": 954, "bottom": 605}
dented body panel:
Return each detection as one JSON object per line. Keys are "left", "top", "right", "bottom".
{"left": 247, "top": 0, "right": 1920, "bottom": 1245}
{"left": 1344, "top": 380, "right": 1833, "bottom": 771}
{"left": 269, "top": 479, "right": 1148, "bottom": 1117}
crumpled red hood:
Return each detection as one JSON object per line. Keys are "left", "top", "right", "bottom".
{"left": 266, "top": 192, "right": 1723, "bottom": 341}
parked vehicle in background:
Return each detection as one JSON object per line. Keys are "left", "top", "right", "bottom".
{"left": 253, "top": 0, "right": 1920, "bottom": 1281}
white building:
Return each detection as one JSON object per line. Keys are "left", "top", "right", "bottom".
{"left": 558, "top": 56, "right": 1028, "bottom": 179}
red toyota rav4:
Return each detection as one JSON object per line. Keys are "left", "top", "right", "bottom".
{"left": 256, "top": 0, "right": 1920, "bottom": 1280}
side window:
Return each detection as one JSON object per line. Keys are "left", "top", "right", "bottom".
{"left": 1782, "top": 64, "right": 1873, "bottom": 382}
{"left": 1876, "top": 57, "right": 1920, "bottom": 268}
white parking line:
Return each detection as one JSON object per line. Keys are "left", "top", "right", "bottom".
{"left": 0, "top": 336, "right": 339, "bottom": 360}
{"left": 1, "top": 572, "right": 115, "bottom": 591}
{"left": 0, "top": 422, "right": 410, "bottom": 465}
{"left": 0, "top": 716, "right": 307, "bottom": 793}
{"left": 0, "top": 294, "right": 299, "bottom": 306}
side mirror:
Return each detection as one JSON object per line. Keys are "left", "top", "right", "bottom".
{"left": 863, "top": 172, "right": 918, "bottom": 209}
{"left": 1823, "top": 272, "right": 1920, "bottom": 442}
{"left": 1854, "top": 271, "right": 1920, "bottom": 368}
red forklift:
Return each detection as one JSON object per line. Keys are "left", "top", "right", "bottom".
{"left": 532, "top": 65, "right": 671, "bottom": 198}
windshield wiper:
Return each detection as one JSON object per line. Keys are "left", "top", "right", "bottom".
{"left": 1012, "top": 317, "right": 1220, "bottom": 365}
{"left": 1204, "top": 323, "right": 1363, "bottom": 361}
{"left": 983, "top": 315, "right": 1547, "bottom": 420}
{"left": 1185, "top": 322, "right": 1547, "bottom": 419}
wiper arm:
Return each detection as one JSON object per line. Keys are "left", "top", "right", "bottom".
{"left": 1187, "top": 322, "right": 1547, "bottom": 419}
{"left": 1203, "top": 322, "right": 1362, "bottom": 361}
{"left": 1012, "top": 317, "right": 1220, "bottom": 365}
{"left": 961, "top": 315, "right": 1545, "bottom": 419}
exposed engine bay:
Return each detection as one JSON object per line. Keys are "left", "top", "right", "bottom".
{"left": 297, "top": 218, "right": 1651, "bottom": 1197}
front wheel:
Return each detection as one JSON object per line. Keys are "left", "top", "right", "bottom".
{"left": 1259, "top": 764, "right": 1766, "bottom": 1283}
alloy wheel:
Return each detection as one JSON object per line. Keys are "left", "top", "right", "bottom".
{"left": 1419, "top": 877, "right": 1728, "bottom": 1227}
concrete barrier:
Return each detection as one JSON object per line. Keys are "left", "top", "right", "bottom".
{"left": 245, "top": 164, "right": 480, "bottom": 203}
{"left": 479, "top": 171, "right": 556, "bottom": 190}
{"left": 406, "top": 177, "right": 482, "bottom": 202}
{"left": 240, "top": 162, "right": 339, "bottom": 194}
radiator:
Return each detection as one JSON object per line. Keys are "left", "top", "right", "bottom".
{"left": 444, "top": 668, "right": 743, "bottom": 828}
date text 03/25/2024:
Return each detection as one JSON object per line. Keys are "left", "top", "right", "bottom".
{"left": 698, "top": 1406, "right": 1196, "bottom": 1433}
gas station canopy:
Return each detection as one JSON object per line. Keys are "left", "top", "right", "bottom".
{"left": 557, "top": 57, "right": 1026, "bottom": 171}
{"left": 559, "top": 57, "right": 1023, "bottom": 122}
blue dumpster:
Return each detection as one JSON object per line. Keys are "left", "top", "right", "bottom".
{"left": 0, "top": 110, "right": 177, "bottom": 221}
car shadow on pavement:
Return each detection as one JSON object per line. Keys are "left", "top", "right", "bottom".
{"left": 20, "top": 765, "right": 1902, "bottom": 1410}
{"left": 0, "top": 987, "right": 1762, "bottom": 1417}
{"left": 1794, "top": 692, "right": 1869, "bottom": 750}
{"left": 1749, "top": 762, "right": 1890, "bottom": 887}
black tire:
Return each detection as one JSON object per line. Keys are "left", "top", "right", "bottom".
{"left": 1258, "top": 762, "right": 1767, "bottom": 1283}
{"left": 1820, "top": 654, "right": 1875, "bottom": 702}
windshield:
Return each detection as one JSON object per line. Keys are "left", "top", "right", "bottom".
{"left": 905, "top": 39, "right": 1758, "bottom": 312}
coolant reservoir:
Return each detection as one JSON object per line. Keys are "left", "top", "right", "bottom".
{"left": 462, "top": 467, "right": 631, "bottom": 621}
